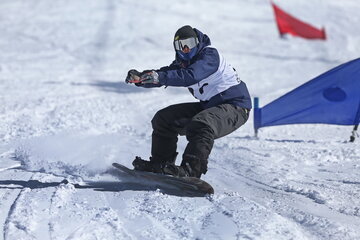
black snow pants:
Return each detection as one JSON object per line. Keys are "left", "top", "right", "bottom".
{"left": 151, "top": 102, "right": 249, "bottom": 176}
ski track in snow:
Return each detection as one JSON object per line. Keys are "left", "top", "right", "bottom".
{"left": 210, "top": 135, "right": 360, "bottom": 239}
{"left": 1, "top": 0, "right": 360, "bottom": 239}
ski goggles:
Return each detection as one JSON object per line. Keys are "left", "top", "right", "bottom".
{"left": 173, "top": 37, "right": 199, "bottom": 52}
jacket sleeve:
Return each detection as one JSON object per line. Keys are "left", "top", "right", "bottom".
{"left": 157, "top": 48, "right": 220, "bottom": 87}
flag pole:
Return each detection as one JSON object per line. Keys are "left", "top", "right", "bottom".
{"left": 350, "top": 101, "right": 360, "bottom": 142}
{"left": 254, "top": 97, "right": 261, "bottom": 138}
{"left": 271, "top": 1, "right": 283, "bottom": 39}
{"left": 350, "top": 125, "right": 359, "bottom": 142}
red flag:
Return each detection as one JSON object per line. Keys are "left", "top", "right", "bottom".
{"left": 272, "top": 2, "right": 326, "bottom": 40}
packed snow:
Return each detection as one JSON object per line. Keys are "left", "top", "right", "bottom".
{"left": 1, "top": 0, "right": 359, "bottom": 239}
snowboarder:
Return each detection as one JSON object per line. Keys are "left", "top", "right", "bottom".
{"left": 125, "top": 25, "right": 252, "bottom": 179}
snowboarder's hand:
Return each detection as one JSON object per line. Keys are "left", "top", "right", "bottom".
{"left": 139, "top": 70, "right": 159, "bottom": 84}
{"left": 126, "top": 69, "right": 159, "bottom": 86}
{"left": 125, "top": 69, "right": 142, "bottom": 84}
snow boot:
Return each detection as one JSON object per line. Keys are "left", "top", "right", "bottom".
{"left": 132, "top": 156, "right": 164, "bottom": 174}
{"left": 162, "top": 163, "right": 191, "bottom": 177}
{"left": 132, "top": 153, "right": 178, "bottom": 174}
{"left": 163, "top": 155, "right": 202, "bottom": 178}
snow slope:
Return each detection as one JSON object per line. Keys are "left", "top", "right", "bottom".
{"left": 0, "top": 0, "right": 359, "bottom": 239}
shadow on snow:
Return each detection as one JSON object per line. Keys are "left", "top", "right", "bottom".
{"left": 0, "top": 178, "right": 207, "bottom": 198}
{"left": 70, "top": 80, "right": 150, "bottom": 94}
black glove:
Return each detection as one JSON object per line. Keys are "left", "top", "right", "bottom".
{"left": 125, "top": 69, "right": 142, "bottom": 84}
{"left": 126, "top": 69, "right": 160, "bottom": 86}
{"left": 139, "top": 70, "right": 159, "bottom": 84}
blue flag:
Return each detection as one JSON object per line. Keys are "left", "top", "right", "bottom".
{"left": 254, "top": 58, "right": 360, "bottom": 131}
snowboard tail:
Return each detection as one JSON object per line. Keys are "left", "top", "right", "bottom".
{"left": 112, "top": 163, "right": 214, "bottom": 196}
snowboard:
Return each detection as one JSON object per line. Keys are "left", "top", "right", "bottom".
{"left": 112, "top": 163, "right": 214, "bottom": 196}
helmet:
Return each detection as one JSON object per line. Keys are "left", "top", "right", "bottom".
{"left": 173, "top": 25, "right": 199, "bottom": 61}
